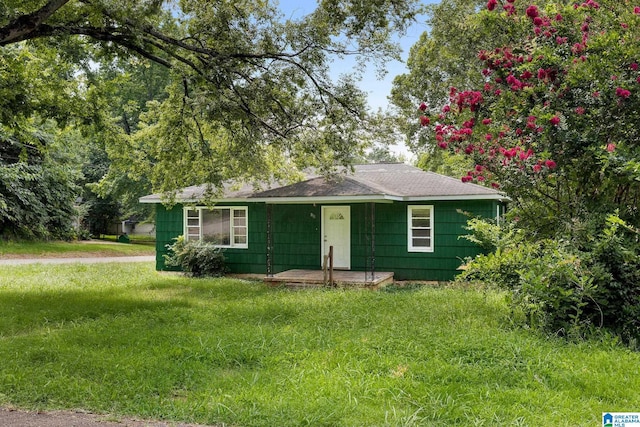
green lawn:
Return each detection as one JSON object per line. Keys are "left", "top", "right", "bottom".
{"left": 0, "top": 240, "right": 154, "bottom": 258}
{"left": 0, "top": 263, "right": 637, "bottom": 426}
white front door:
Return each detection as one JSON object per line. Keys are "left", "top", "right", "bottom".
{"left": 322, "top": 206, "right": 351, "bottom": 269}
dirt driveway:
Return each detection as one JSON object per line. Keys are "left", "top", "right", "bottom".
{"left": 0, "top": 408, "right": 217, "bottom": 427}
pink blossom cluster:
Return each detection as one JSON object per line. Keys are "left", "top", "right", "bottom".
{"left": 450, "top": 87, "right": 483, "bottom": 112}
{"left": 419, "top": 2, "right": 640, "bottom": 185}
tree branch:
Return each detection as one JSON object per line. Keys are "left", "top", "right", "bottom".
{"left": 0, "top": 0, "right": 70, "bottom": 45}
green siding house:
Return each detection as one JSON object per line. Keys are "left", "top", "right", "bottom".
{"left": 140, "top": 164, "right": 507, "bottom": 281}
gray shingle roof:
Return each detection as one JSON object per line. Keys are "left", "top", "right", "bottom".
{"left": 139, "top": 163, "right": 506, "bottom": 203}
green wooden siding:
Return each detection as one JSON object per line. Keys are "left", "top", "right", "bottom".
{"left": 155, "top": 203, "right": 267, "bottom": 273}
{"left": 154, "top": 199, "right": 502, "bottom": 281}
{"left": 355, "top": 200, "right": 498, "bottom": 281}
{"left": 155, "top": 204, "right": 184, "bottom": 271}
{"left": 271, "top": 204, "right": 321, "bottom": 273}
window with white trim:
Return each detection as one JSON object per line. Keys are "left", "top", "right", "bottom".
{"left": 408, "top": 205, "right": 434, "bottom": 252}
{"left": 184, "top": 207, "right": 248, "bottom": 248}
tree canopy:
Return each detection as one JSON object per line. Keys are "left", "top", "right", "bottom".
{"left": 396, "top": 0, "right": 640, "bottom": 233}
{"left": 1, "top": 1, "right": 421, "bottom": 190}
{"left": 0, "top": 0, "right": 421, "bottom": 238}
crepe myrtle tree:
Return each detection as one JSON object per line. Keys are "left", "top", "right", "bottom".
{"left": 417, "top": 0, "right": 640, "bottom": 234}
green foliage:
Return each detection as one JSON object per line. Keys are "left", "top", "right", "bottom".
{"left": 0, "top": 43, "right": 88, "bottom": 240}
{"left": 1, "top": 1, "right": 423, "bottom": 201}
{"left": 399, "top": 0, "right": 640, "bottom": 346}
{"left": 406, "top": 0, "right": 640, "bottom": 233}
{"left": 1, "top": 263, "right": 639, "bottom": 426}
{"left": 164, "top": 235, "right": 227, "bottom": 277}
{"left": 0, "top": 120, "right": 80, "bottom": 240}
{"left": 460, "top": 215, "right": 640, "bottom": 344}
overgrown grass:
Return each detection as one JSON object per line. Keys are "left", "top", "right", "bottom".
{"left": 0, "top": 264, "right": 638, "bottom": 426}
{"left": 98, "top": 234, "right": 156, "bottom": 244}
{"left": 0, "top": 240, "right": 154, "bottom": 258}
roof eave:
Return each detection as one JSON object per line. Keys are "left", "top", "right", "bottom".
{"left": 402, "top": 194, "right": 510, "bottom": 202}
{"left": 140, "top": 193, "right": 509, "bottom": 204}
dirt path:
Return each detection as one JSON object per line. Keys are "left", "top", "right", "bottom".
{"left": 0, "top": 408, "right": 216, "bottom": 427}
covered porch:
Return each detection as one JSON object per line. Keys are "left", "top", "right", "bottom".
{"left": 264, "top": 269, "right": 394, "bottom": 288}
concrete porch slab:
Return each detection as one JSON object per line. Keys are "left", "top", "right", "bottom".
{"left": 264, "top": 269, "right": 394, "bottom": 288}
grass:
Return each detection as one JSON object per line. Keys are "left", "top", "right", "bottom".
{"left": 0, "top": 263, "right": 638, "bottom": 426}
{"left": 97, "top": 234, "right": 156, "bottom": 244}
{"left": 0, "top": 240, "right": 154, "bottom": 258}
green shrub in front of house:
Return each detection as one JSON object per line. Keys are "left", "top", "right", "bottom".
{"left": 458, "top": 215, "right": 640, "bottom": 346}
{"left": 164, "top": 235, "right": 227, "bottom": 277}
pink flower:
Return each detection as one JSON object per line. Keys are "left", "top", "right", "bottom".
{"left": 482, "top": 118, "right": 492, "bottom": 125}
{"left": 550, "top": 116, "right": 560, "bottom": 126}
{"left": 526, "top": 5, "right": 539, "bottom": 19}
{"left": 442, "top": 105, "right": 451, "bottom": 113}
{"left": 576, "top": 106, "right": 586, "bottom": 115}
{"left": 545, "top": 160, "right": 557, "bottom": 169}
{"left": 571, "top": 43, "right": 585, "bottom": 54}
{"left": 555, "top": 14, "right": 563, "bottom": 21}
{"left": 533, "top": 164, "right": 542, "bottom": 173}
{"left": 634, "top": 6, "right": 640, "bottom": 15}
{"left": 491, "top": 182, "right": 501, "bottom": 189}
{"left": 419, "top": 102, "right": 427, "bottom": 111}
{"left": 487, "top": 0, "right": 497, "bottom": 11}
{"left": 420, "top": 116, "right": 431, "bottom": 126}
{"left": 533, "top": 17, "right": 544, "bottom": 26}
{"left": 606, "top": 143, "right": 616, "bottom": 152}
{"left": 631, "top": 63, "right": 639, "bottom": 71}
{"left": 461, "top": 175, "right": 473, "bottom": 183}
{"left": 475, "top": 165, "right": 484, "bottom": 172}
{"left": 616, "top": 87, "right": 631, "bottom": 98}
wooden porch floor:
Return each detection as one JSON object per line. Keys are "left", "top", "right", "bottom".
{"left": 264, "top": 269, "right": 394, "bottom": 288}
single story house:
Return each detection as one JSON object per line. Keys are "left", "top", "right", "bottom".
{"left": 140, "top": 163, "right": 507, "bottom": 281}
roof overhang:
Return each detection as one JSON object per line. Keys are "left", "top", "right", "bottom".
{"left": 140, "top": 193, "right": 509, "bottom": 205}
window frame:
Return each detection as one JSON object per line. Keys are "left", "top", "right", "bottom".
{"left": 407, "top": 205, "right": 434, "bottom": 253}
{"left": 183, "top": 206, "right": 248, "bottom": 249}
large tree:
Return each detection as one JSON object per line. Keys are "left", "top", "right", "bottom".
{"left": 1, "top": 0, "right": 422, "bottom": 201}
{"left": 396, "top": 0, "right": 640, "bottom": 234}
{"left": 400, "top": 0, "right": 640, "bottom": 341}
{"left": 0, "top": 41, "right": 83, "bottom": 239}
